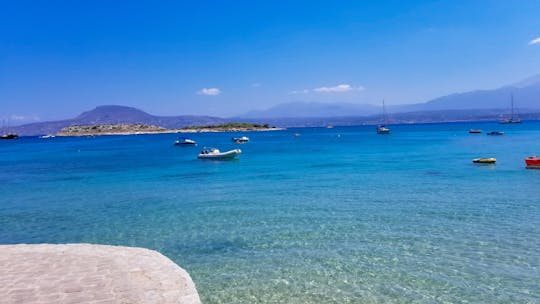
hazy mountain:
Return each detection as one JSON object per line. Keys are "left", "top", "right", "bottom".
{"left": 512, "top": 74, "right": 540, "bottom": 88}
{"left": 240, "top": 109, "right": 540, "bottom": 128}
{"left": 241, "top": 101, "right": 380, "bottom": 118}
{"left": 12, "top": 105, "right": 226, "bottom": 136}
{"left": 394, "top": 74, "right": 540, "bottom": 112}
{"left": 244, "top": 75, "right": 540, "bottom": 118}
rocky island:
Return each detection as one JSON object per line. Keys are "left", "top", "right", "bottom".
{"left": 57, "top": 124, "right": 173, "bottom": 136}
{"left": 178, "top": 122, "right": 282, "bottom": 133}
{"left": 56, "top": 122, "right": 281, "bottom": 136}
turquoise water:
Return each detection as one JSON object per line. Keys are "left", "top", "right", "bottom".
{"left": 1, "top": 122, "right": 539, "bottom": 303}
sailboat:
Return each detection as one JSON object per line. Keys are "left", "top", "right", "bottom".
{"left": 0, "top": 119, "right": 19, "bottom": 140}
{"left": 376, "top": 100, "right": 391, "bottom": 134}
{"left": 499, "top": 93, "right": 521, "bottom": 124}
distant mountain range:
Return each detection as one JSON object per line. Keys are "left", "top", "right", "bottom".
{"left": 238, "top": 74, "right": 540, "bottom": 118}
{"left": 10, "top": 75, "right": 540, "bottom": 135}
{"left": 240, "top": 109, "right": 540, "bottom": 128}
{"left": 241, "top": 101, "right": 380, "bottom": 118}
{"left": 394, "top": 76, "right": 540, "bottom": 113}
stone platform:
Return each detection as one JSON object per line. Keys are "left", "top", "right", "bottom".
{"left": 0, "top": 244, "right": 201, "bottom": 304}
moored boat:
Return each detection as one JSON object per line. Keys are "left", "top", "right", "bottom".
{"left": 472, "top": 158, "right": 497, "bottom": 164}
{"left": 487, "top": 131, "right": 504, "bottom": 136}
{"left": 376, "top": 100, "right": 391, "bottom": 134}
{"left": 174, "top": 137, "right": 197, "bottom": 145}
{"left": 232, "top": 136, "right": 249, "bottom": 143}
{"left": 525, "top": 156, "right": 540, "bottom": 169}
{"left": 0, "top": 119, "right": 18, "bottom": 140}
{"left": 40, "top": 135, "right": 56, "bottom": 139}
{"left": 376, "top": 125, "right": 390, "bottom": 134}
{"left": 469, "top": 129, "right": 482, "bottom": 134}
{"left": 499, "top": 93, "right": 522, "bottom": 124}
{"left": 0, "top": 133, "right": 18, "bottom": 140}
{"left": 198, "top": 147, "right": 241, "bottom": 160}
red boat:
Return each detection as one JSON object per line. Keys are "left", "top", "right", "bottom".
{"left": 525, "top": 156, "right": 540, "bottom": 169}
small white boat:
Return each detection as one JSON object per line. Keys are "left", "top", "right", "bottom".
{"left": 174, "top": 137, "right": 197, "bottom": 145}
{"left": 198, "top": 148, "right": 241, "bottom": 160}
{"left": 40, "top": 135, "right": 56, "bottom": 139}
{"left": 376, "top": 125, "right": 390, "bottom": 134}
{"left": 232, "top": 136, "right": 249, "bottom": 143}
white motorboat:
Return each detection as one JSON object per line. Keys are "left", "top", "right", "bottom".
{"left": 232, "top": 136, "right": 249, "bottom": 143}
{"left": 198, "top": 148, "right": 241, "bottom": 160}
{"left": 174, "top": 137, "right": 197, "bottom": 145}
{"left": 40, "top": 135, "right": 56, "bottom": 139}
{"left": 376, "top": 125, "right": 390, "bottom": 134}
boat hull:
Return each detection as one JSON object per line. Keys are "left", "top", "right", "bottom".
{"left": 376, "top": 126, "right": 390, "bottom": 134}
{"left": 0, "top": 134, "right": 19, "bottom": 140}
{"left": 499, "top": 119, "right": 522, "bottom": 124}
{"left": 525, "top": 157, "right": 540, "bottom": 169}
{"left": 472, "top": 158, "right": 496, "bottom": 164}
{"left": 198, "top": 149, "right": 241, "bottom": 160}
{"left": 232, "top": 137, "right": 249, "bottom": 143}
{"left": 174, "top": 138, "right": 196, "bottom": 145}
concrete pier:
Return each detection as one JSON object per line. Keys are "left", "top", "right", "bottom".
{"left": 0, "top": 244, "right": 201, "bottom": 304}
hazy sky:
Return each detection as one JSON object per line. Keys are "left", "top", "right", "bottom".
{"left": 1, "top": 0, "right": 540, "bottom": 123}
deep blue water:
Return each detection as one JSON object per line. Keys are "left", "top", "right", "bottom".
{"left": 1, "top": 122, "right": 539, "bottom": 303}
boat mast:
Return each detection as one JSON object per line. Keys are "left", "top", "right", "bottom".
{"left": 382, "top": 99, "right": 388, "bottom": 124}
{"left": 511, "top": 93, "right": 514, "bottom": 120}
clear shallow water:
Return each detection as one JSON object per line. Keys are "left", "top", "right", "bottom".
{"left": 1, "top": 122, "right": 539, "bottom": 303}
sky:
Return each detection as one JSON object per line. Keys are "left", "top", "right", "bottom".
{"left": 1, "top": 0, "right": 540, "bottom": 123}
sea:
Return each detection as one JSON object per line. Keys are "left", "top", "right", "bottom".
{"left": 1, "top": 122, "right": 539, "bottom": 303}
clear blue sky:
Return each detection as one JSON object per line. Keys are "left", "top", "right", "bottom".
{"left": 1, "top": 0, "right": 540, "bottom": 123}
